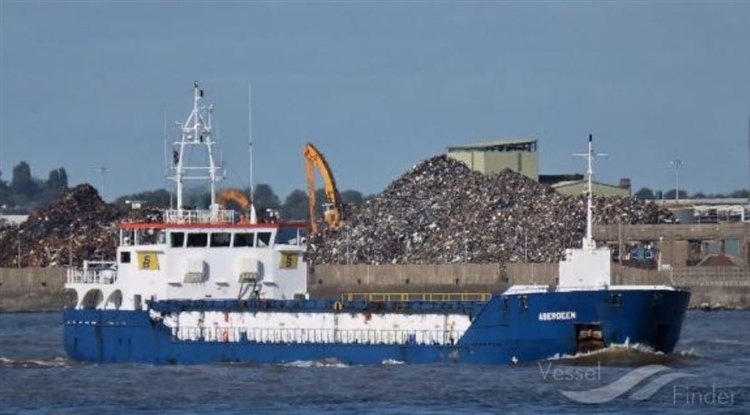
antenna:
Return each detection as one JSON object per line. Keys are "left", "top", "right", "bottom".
{"left": 94, "top": 166, "right": 109, "bottom": 201}
{"left": 248, "top": 82, "right": 254, "bottom": 194}
{"left": 163, "top": 108, "right": 168, "bottom": 177}
{"left": 573, "top": 134, "right": 607, "bottom": 250}
{"left": 163, "top": 107, "right": 175, "bottom": 209}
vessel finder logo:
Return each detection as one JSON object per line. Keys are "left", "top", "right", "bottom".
{"left": 540, "top": 363, "right": 693, "bottom": 404}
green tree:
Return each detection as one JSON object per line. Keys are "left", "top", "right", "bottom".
{"left": 0, "top": 169, "right": 10, "bottom": 207}
{"left": 340, "top": 190, "right": 364, "bottom": 206}
{"left": 281, "top": 189, "right": 309, "bottom": 220}
{"left": 40, "top": 167, "right": 69, "bottom": 205}
{"left": 663, "top": 189, "right": 688, "bottom": 200}
{"left": 183, "top": 187, "right": 211, "bottom": 208}
{"left": 253, "top": 184, "right": 281, "bottom": 210}
{"left": 50, "top": 167, "right": 68, "bottom": 190}
{"left": 634, "top": 187, "right": 655, "bottom": 199}
{"left": 730, "top": 189, "right": 749, "bottom": 199}
{"left": 11, "top": 161, "right": 35, "bottom": 199}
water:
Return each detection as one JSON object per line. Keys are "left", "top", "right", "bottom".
{"left": 1, "top": 311, "right": 748, "bottom": 414}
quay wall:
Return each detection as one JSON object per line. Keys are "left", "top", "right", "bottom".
{"left": 0, "top": 267, "right": 67, "bottom": 312}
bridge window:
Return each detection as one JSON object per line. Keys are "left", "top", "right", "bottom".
{"left": 257, "top": 232, "right": 272, "bottom": 248}
{"left": 210, "top": 232, "right": 231, "bottom": 248}
{"left": 276, "top": 228, "right": 306, "bottom": 246}
{"left": 170, "top": 232, "right": 185, "bottom": 248}
{"left": 233, "top": 232, "right": 255, "bottom": 247}
{"left": 186, "top": 233, "right": 208, "bottom": 247}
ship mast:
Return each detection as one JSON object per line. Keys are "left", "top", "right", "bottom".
{"left": 170, "top": 81, "right": 224, "bottom": 219}
{"left": 573, "top": 134, "right": 607, "bottom": 250}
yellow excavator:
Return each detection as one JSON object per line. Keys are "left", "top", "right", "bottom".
{"left": 217, "top": 188, "right": 257, "bottom": 223}
{"left": 303, "top": 143, "right": 343, "bottom": 233}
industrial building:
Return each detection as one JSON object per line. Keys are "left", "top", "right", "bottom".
{"left": 447, "top": 139, "right": 539, "bottom": 181}
{"left": 447, "top": 138, "right": 630, "bottom": 197}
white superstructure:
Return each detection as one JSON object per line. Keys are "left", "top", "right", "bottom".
{"left": 66, "top": 82, "right": 308, "bottom": 311}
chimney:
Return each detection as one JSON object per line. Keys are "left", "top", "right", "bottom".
{"left": 619, "top": 178, "right": 631, "bottom": 191}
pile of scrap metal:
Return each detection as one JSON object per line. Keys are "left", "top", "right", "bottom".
{"left": 307, "top": 155, "right": 670, "bottom": 265}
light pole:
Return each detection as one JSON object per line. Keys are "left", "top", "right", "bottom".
{"left": 69, "top": 223, "right": 74, "bottom": 266}
{"left": 16, "top": 230, "right": 22, "bottom": 269}
{"left": 95, "top": 166, "right": 108, "bottom": 201}
{"left": 669, "top": 159, "right": 682, "bottom": 202}
{"left": 524, "top": 229, "right": 528, "bottom": 263}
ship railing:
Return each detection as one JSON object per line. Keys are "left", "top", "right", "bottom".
{"left": 66, "top": 261, "right": 118, "bottom": 285}
{"left": 66, "top": 265, "right": 118, "bottom": 285}
{"left": 341, "top": 292, "right": 492, "bottom": 303}
{"left": 171, "top": 326, "right": 461, "bottom": 346}
{"left": 164, "top": 208, "right": 236, "bottom": 224}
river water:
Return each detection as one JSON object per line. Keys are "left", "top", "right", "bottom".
{"left": 0, "top": 311, "right": 748, "bottom": 414}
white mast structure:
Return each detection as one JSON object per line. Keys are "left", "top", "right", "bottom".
{"left": 573, "top": 134, "right": 607, "bottom": 251}
{"left": 248, "top": 82, "right": 254, "bottom": 193}
{"left": 170, "top": 81, "right": 225, "bottom": 222}
{"left": 557, "top": 134, "right": 612, "bottom": 289}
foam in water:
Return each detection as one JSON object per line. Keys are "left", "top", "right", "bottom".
{"left": 0, "top": 356, "right": 73, "bottom": 369}
{"left": 281, "top": 359, "right": 349, "bottom": 368}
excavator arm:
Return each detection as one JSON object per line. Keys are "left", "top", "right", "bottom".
{"left": 303, "top": 143, "right": 343, "bottom": 233}
{"left": 217, "top": 188, "right": 257, "bottom": 223}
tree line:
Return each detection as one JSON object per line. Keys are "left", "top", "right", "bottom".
{"left": 633, "top": 187, "right": 749, "bottom": 200}
{"left": 0, "top": 162, "right": 69, "bottom": 212}
{"left": 112, "top": 184, "right": 368, "bottom": 221}
{"left": 0, "top": 161, "right": 367, "bottom": 220}
{"left": 3, "top": 161, "right": 748, "bottom": 218}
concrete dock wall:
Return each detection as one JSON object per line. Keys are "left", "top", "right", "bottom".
{"left": 1, "top": 264, "right": 748, "bottom": 312}
{"left": 308, "top": 264, "right": 749, "bottom": 309}
{"left": 0, "top": 267, "right": 67, "bottom": 312}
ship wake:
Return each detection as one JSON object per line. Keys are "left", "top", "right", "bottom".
{"left": 546, "top": 342, "right": 698, "bottom": 366}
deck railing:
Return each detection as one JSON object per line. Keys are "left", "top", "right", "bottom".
{"left": 340, "top": 292, "right": 492, "bottom": 302}
{"left": 171, "top": 326, "right": 460, "bottom": 346}
{"left": 164, "top": 208, "right": 235, "bottom": 224}
{"left": 66, "top": 261, "right": 118, "bottom": 285}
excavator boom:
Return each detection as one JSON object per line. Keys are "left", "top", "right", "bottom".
{"left": 217, "top": 188, "right": 257, "bottom": 223}
{"left": 303, "top": 143, "right": 343, "bottom": 233}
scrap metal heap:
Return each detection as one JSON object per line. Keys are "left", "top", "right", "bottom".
{"left": 0, "top": 156, "right": 670, "bottom": 268}
{"left": 307, "top": 155, "right": 670, "bottom": 265}
{"left": 0, "top": 184, "right": 122, "bottom": 267}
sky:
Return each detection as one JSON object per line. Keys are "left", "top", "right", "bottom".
{"left": 1, "top": 0, "right": 749, "bottom": 202}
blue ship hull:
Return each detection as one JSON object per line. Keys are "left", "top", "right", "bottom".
{"left": 63, "top": 288, "right": 690, "bottom": 365}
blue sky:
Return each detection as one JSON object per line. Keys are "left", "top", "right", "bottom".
{"left": 1, "top": 0, "right": 749, "bottom": 201}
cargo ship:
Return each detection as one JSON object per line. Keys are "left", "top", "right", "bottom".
{"left": 63, "top": 83, "right": 690, "bottom": 365}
